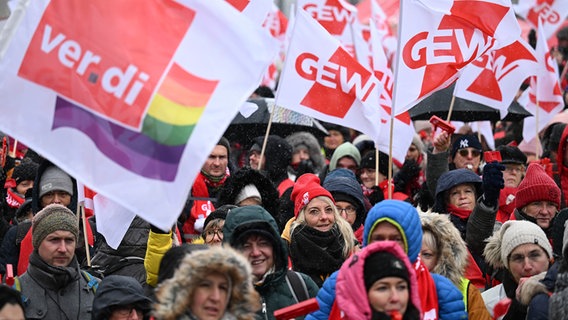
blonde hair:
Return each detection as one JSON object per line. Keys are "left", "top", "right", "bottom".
{"left": 291, "top": 196, "right": 355, "bottom": 258}
{"left": 421, "top": 230, "right": 439, "bottom": 260}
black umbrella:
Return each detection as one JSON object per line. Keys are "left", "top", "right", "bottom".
{"left": 409, "top": 83, "right": 532, "bottom": 122}
{"left": 224, "top": 98, "right": 328, "bottom": 146}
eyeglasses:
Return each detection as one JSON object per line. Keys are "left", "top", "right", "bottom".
{"left": 336, "top": 206, "right": 356, "bottom": 217}
{"left": 205, "top": 229, "right": 223, "bottom": 239}
{"left": 457, "top": 149, "right": 480, "bottom": 158}
{"left": 112, "top": 305, "right": 144, "bottom": 318}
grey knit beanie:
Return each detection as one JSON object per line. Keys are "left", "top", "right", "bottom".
{"left": 39, "top": 166, "right": 74, "bottom": 198}
{"left": 32, "top": 204, "right": 79, "bottom": 249}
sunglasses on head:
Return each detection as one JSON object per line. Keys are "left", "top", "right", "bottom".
{"left": 458, "top": 149, "right": 480, "bottom": 157}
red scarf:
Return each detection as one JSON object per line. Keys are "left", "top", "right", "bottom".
{"left": 446, "top": 204, "right": 472, "bottom": 220}
{"left": 182, "top": 173, "right": 216, "bottom": 242}
{"left": 5, "top": 188, "right": 24, "bottom": 208}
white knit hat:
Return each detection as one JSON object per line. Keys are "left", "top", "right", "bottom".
{"left": 235, "top": 184, "right": 262, "bottom": 205}
{"left": 499, "top": 220, "right": 552, "bottom": 269}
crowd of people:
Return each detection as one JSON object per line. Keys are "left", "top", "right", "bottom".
{"left": 0, "top": 106, "right": 567, "bottom": 320}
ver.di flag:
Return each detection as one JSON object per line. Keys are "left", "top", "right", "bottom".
{"left": 277, "top": 8, "right": 386, "bottom": 146}
{"left": 393, "top": 0, "right": 521, "bottom": 115}
{"left": 0, "top": 0, "right": 278, "bottom": 232}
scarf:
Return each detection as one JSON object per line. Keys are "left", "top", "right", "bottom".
{"left": 27, "top": 251, "right": 80, "bottom": 290}
{"left": 446, "top": 204, "right": 472, "bottom": 220}
{"left": 200, "top": 169, "right": 229, "bottom": 188}
{"left": 289, "top": 225, "right": 345, "bottom": 287}
{"left": 415, "top": 258, "right": 439, "bottom": 319}
{"left": 6, "top": 188, "right": 24, "bottom": 208}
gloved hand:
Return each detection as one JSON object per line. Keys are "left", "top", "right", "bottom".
{"left": 482, "top": 162, "right": 505, "bottom": 207}
{"left": 394, "top": 159, "right": 421, "bottom": 192}
{"left": 296, "top": 159, "right": 315, "bottom": 176}
{"left": 367, "top": 186, "right": 384, "bottom": 206}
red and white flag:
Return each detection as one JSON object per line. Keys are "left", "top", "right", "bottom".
{"left": 297, "top": 0, "right": 359, "bottom": 57}
{"left": 0, "top": 0, "right": 278, "bottom": 235}
{"left": 522, "top": 19, "right": 564, "bottom": 141}
{"left": 370, "top": 20, "right": 414, "bottom": 164}
{"left": 513, "top": 0, "right": 568, "bottom": 40}
{"left": 226, "top": 0, "right": 272, "bottom": 25}
{"left": 454, "top": 39, "right": 538, "bottom": 119}
{"left": 370, "top": 0, "right": 397, "bottom": 66}
{"left": 277, "top": 9, "right": 387, "bottom": 145}
{"left": 393, "top": 0, "right": 521, "bottom": 115}
{"left": 261, "top": 4, "right": 289, "bottom": 89}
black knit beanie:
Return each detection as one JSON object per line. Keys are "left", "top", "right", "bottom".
{"left": 12, "top": 159, "right": 38, "bottom": 185}
{"left": 364, "top": 251, "right": 409, "bottom": 291}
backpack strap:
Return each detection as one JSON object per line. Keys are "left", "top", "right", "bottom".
{"left": 285, "top": 270, "right": 309, "bottom": 303}
{"left": 81, "top": 271, "right": 98, "bottom": 293}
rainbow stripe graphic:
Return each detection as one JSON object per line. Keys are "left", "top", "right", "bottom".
{"left": 53, "top": 63, "right": 218, "bottom": 181}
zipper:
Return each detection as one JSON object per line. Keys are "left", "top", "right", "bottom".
{"left": 261, "top": 296, "right": 268, "bottom": 320}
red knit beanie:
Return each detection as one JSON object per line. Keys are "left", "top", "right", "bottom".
{"left": 291, "top": 173, "right": 334, "bottom": 217}
{"left": 515, "top": 163, "right": 560, "bottom": 210}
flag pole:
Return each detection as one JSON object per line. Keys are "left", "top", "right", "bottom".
{"left": 78, "top": 202, "right": 91, "bottom": 267}
{"left": 8, "top": 139, "right": 17, "bottom": 158}
{"left": 446, "top": 95, "right": 456, "bottom": 122}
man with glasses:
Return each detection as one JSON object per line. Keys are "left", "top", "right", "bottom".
{"left": 323, "top": 168, "right": 367, "bottom": 244}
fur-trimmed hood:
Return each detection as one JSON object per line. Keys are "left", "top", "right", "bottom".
{"left": 419, "top": 211, "right": 468, "bottom": 287}
{"left": 153, "top": 246, "right": 260, "bottom": 320}
{"left": 285, "top": 131, "right": 325, "bottom": 174}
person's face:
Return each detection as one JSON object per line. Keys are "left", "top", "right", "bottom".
{"left": 406, "top": 144, "right": 420, "bottom": 161}
{"left": 420, "top": 239, "right": 438, "bottom": 272}
{"left": 40, "top": 190, "right": 71, "bottom": 208}
{"left": 503, "top": 164, "right": 525, "bottom": 188}
{"left": 240, "top": 234, "right": 274, "bottom": 280}
{"left": 447, "top": 184, "right": 476, "bottom": 211}
{"left": 367, "top": 277, "right": 409, "bottom": 316}
{"left": 0, "top": 303, "right": 25, "bottom": 320}
{"left": 337, "top": 156, "right": 358, "bottom": 174}
{"left": 522, "top": 201, "right": 558, "bottom": 229}
{"left": 324, "top": 130, "right": 344, "bottom": 150}
{"left": 190, "top": 272, "right": 229, "bottom": 320}
{"left": 109, "top": 305, "right": 144, "bottom": 320}
{"left": 15, "top": 180, "right": 33, "bottom": 196}
{"left": 360, "top": 168, "right": 386, "bottom": 188}
{"left": 248, "top": 150, "right": 264, "bottom": 170}
{"left": 203, "top": 145, "right": 228, "bottom": 177}
{"left": 508, "top": 243, "right": 550, "bottom": 283}
{"left": 336, "top": 201, "right": 357, "bottom": 225}
{"left": 368, "top": 222, "right": 404, "bottom": 251}
{"left": 292, "top": 147, "right": 310, "bottom": 165}
{"left": 204, "top": 221, "right": 224, "bottom": 246}
{"left": 38, "top": 230, "right": 76, "bottom": 267}
{"left": 304, "top": 197, "right": 335, "bottom": 232}
{"left": 452, "top": 148, "right": 481, "bottom": 171}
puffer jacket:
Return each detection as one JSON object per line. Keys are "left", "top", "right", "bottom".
{"left": 154, "top": 246, "right": 259, "bottom": 320}
{"left": 223, "top": 205, "right": 319, "bottom": 320}
{"left": 336, "top": 241, "right": 421, "bottom": 319}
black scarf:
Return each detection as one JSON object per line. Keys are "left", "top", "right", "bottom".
{"left": 289, "top": 225, "right": 345, "bottom": 287}
{"left": 28, "top": 251, "right": 80, "bottom": 291}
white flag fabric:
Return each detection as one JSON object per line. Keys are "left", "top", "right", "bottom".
{"left": 370, "top": 20, "right": 414, "bottom": 164}
{"left": 522, "top": 19, "right": 564, "bottom": 141}
{"left": 513, "top": 0, "right": 568, "bottom": 40}
{"left": 277, "top": 9, "right": 386, "bottom": 145}
{"left": 454, "top": 39, "right": 538, "bottom": 119}
{"left": 0, "top": 0, "right": 278, "bottom": 231}
{"left": 393, "top": 0, "right": 521, "bottom": 115}
{"left": 297, "top": 0, "right": 359, "bottom": 57}
{"left": 226, "top": 0, "right": 272, "bottom": 25}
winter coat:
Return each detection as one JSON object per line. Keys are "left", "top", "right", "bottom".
{"left": 555, "top": 123, "right": 568, "bottom": 208}
{"left": 154, "top": 246, "right": 260, "bottom": 320}
{"left": 305, "top": 271, "right": 338, "bottom": 320}
{"left": 551, "top": 262, "right": 568, "bottom": 320}
{"left": 336, "top": 241, "right": 421, "bottom": 320}
{"left": 144, "top": 230, "right": 173, "bottom": 288}
{"left": 420, "top": 212, "right": 491, "bottom": 320}
{"left": 89, "top": 216, "right": 149, "bottom": 285}
{"left": 17, "top": 253, "right": 98, "bottom": 320}
{"left": 362, "top": 200, "right": 466, "bottom": 320}
{"left": 223, "top": 205, "right": 319, "bottom": 320}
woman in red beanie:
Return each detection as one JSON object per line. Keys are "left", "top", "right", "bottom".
{"left": 287, "top": 173, "right": 356, "bottom": 287}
